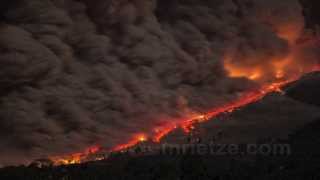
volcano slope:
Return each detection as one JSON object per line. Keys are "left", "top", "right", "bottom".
{"left": 1, "top": 73, "right": 320, "bottom": 180}
{"left": 1, "top": 0, "right": 320, "bottom": 179}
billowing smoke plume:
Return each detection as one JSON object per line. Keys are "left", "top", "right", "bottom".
{"left": 0, "top": 0, "right": 318, "bottom": 166}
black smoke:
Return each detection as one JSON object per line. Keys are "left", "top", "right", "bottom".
{"left": 0, "top": 0, "right": 317, "bottom": 166}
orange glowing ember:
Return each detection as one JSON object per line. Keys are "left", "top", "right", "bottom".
{"left": 51, "top": 145, "right": 101, "bottom": 165}
{"left": 153, "top": 125, "right": 177, "bottom": 143}
{"left": 112, "top": 133, "right": 148, "bottom": 152}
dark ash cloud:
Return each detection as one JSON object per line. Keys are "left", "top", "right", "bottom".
{"left": 0, "top": 0, "right": 317, "bottom": 166}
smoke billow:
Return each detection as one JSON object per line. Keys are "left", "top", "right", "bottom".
{"left": 0, "top": 0, "right": 318, "bottom": 166}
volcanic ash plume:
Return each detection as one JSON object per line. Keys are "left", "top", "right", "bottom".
{"left": 0, "top": 0, "right": 319, "bottom": 166}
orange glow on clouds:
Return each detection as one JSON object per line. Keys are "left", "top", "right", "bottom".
{"left": 224, "top": 61, "right": 263, "bottom": 80}
{"left": 49, "top": 23, "right": 320, "bottom": 166}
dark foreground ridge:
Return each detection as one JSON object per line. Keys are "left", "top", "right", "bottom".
{"left": 0, "top": 127, "right": 320, "bottom": 180}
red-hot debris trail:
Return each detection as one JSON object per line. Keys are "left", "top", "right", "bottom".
{"left": 51, "top": 67, "right": 320, "bottom": 165}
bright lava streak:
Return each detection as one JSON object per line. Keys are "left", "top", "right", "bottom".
{"left": 89, "top": 79, "right": 296, "bottom": 163}
{"left": 51, "top": 68, "right": 320, "bottom": 166}
{"left": 51, "top": 146, "right": 101, "bottom": 165}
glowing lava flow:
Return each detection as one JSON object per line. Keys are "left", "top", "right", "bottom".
{"left": 51, "top": 146, "right": 101, "bottom": 165}
{"left": 110, "top": 73, "right": 313, "bottom": 153}
{"left": 151, "top": 79, "right": 292, "bottom": 141}
{"left": 51, "top": 68, "right": 320, "bottom": 166}
{"left": 112, "top": 134, "right": 148, "bottom": 152}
